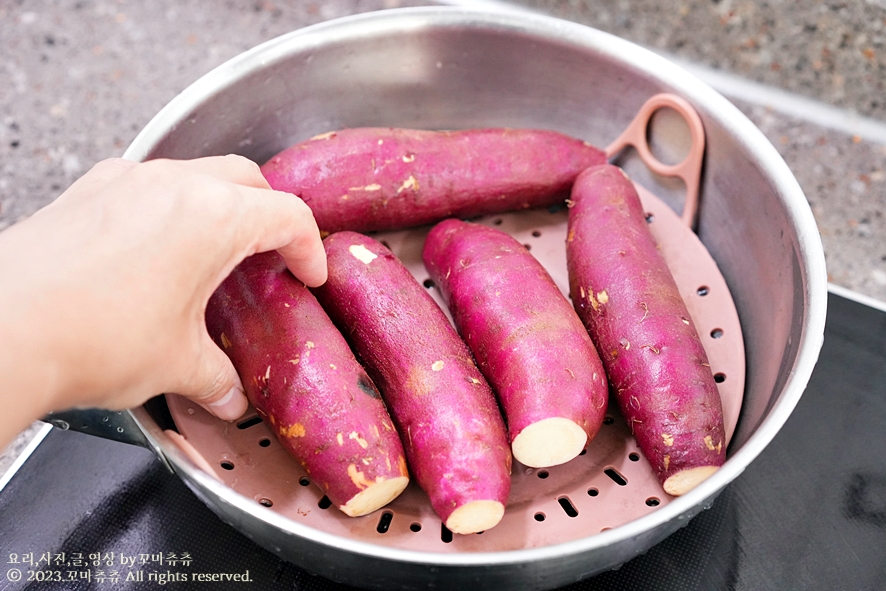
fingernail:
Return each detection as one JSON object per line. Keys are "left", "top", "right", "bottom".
{"left": 206, "top": 385, "right": 248, "bottom": 421}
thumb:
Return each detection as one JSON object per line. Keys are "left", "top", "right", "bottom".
{"left": 178, "top": 335, "right": 249, "bottom": 421}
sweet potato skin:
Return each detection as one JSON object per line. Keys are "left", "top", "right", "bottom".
{"left": 422, "top": 219, "right": 608, "bottom": 460}
{"left": 565, "top": 164, "right": 725, "bottom": 494}
{"left": 260, "top": 127, "right": 606, "bottom": 234}
{"left": 205, "top": 252, "right": 408, "bottom": 514}
{"left": 313, "top": 231, "right": 512, "bottom": 528}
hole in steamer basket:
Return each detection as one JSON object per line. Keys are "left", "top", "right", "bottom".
{"left": 440, "top": 523, "right": 453, "bottom": 544}
{"left": 558, "top": 497, "right": 579, "bottom": 518}
{"left": 604, "top": 468, "right": 628, "bottom": 486}
{"left": 236, "top": 415, "right": 263, "bottom": 429}
{"left": 376, "top": 511, "right": 394, "bottom": 534}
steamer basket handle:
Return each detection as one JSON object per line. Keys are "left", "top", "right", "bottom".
{"left": 605, "top": 93, "right": 705, "bottom": 229}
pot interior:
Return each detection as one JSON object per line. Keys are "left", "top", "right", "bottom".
{"left": 127, "top": 4, "right": 826, "bottom": 575}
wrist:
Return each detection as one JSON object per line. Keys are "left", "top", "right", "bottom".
{"left": 0, "top": 310, "right": 62, "bottom": 449}
{"left": 0, "top": 239, "right": 70, "bottom": 448}
{"left": 0, "top": 288, "right": 66, "bottom": 391}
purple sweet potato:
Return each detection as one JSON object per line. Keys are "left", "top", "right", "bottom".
{"left": 422, "top": 219, "right": 608, "bottom": 468}
{"left": 260, "top": 127, "right": 606, "bottom": 234}
{"left": 566, "top": 164, "right": 726, "bottom": 496}
{"left": 313, "top": 231, "right": 512, "bottom": 534}
{"left": 205, "top": 251, "right": 409, "bottom": 516}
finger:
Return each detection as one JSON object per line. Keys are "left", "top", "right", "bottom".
{"left": 277, "top": 231, "right": 329, "bottom": 287}
{"left": 235, "top": 187, "right": 328, "bottom": 287}
{"left": 153, "top": 154, "right": 272, "bottom": 190}
{"left": 176, "top": 334, "right": 250, "bottom": 421}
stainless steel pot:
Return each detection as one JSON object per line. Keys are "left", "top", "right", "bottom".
{"left": 51, "top": 6, "right": 827, "bottom": 590}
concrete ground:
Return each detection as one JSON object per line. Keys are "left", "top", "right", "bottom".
{"left": 1, "top": 0, "right": 883, "bottom": 299}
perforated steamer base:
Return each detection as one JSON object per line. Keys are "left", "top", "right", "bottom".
{"left": 165, "top": 93, "right": 745, "bottom": 553}
{"left": 165, "top": 185, "right": 745, "bottom": 554}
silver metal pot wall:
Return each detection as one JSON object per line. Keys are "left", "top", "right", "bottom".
{"left": 51, "top": 6, "right": 827, "bottom": 590}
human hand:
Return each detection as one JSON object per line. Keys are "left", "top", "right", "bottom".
{"left": 0, "top": 156, "right": 325, "bottom": 444}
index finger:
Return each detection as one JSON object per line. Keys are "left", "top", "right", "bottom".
{"left": 235, "top": 185, "right": 327, "bottom": 287}
{"left": 163, "top": 154, "right": 273, "bottom": 190}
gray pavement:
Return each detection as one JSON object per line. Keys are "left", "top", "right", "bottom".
{"left": 2, "top": 0, "right": 883, "bottom": 301}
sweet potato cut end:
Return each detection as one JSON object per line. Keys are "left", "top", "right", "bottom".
{"left": 445, "top": 500, "right": 506, "bottom": 535}
{"left": 511, "top": 417, "right": 589, "bottom": 468}
{"left": 662, "top": 465, "right": 720, "bottom": 496}
{"left": 339, "top": 476, "right": 410, "bottom": 517}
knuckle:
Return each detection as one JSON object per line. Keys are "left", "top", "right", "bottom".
{"left": 224, "top": 153, "right": 264, "bottom": 179}
{"left": 92, "top": 157, "right": 131, "bottom": 171}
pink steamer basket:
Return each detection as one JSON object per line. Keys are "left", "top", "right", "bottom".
{"left": 165, "top": 93, "right": 746, "bottom": 552}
